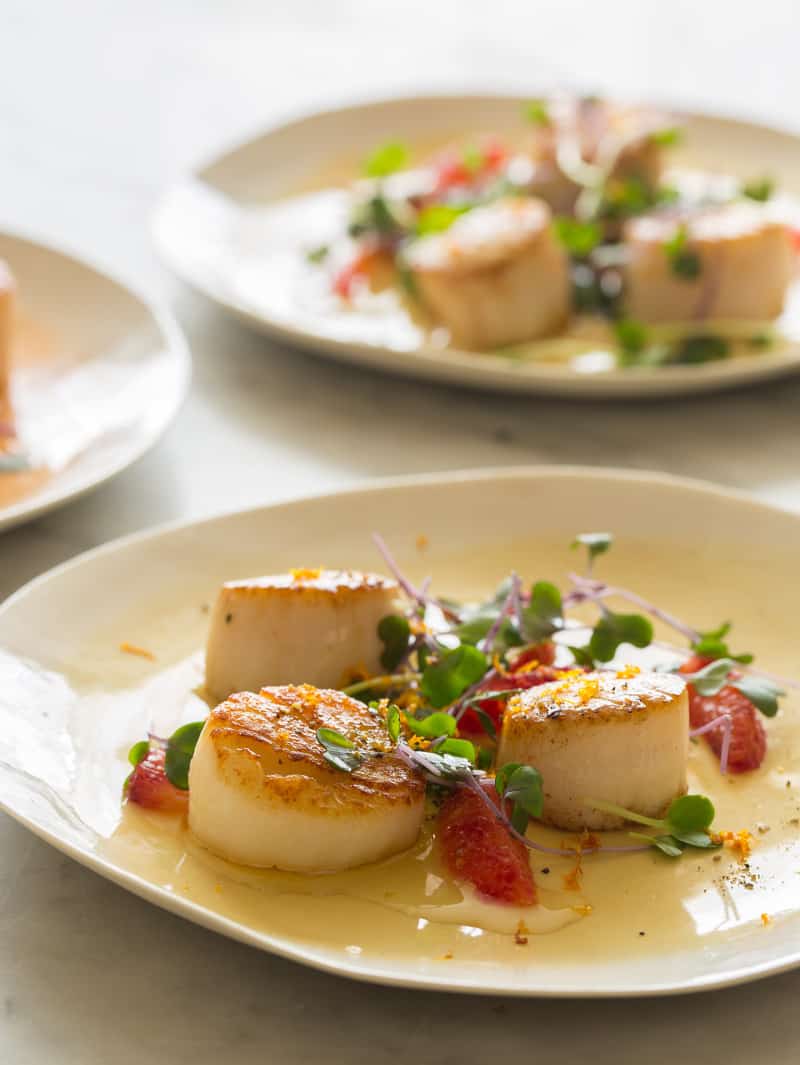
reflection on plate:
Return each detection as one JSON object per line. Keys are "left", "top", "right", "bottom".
{"left": 155, "top": 94, "right": 800, "bottom": 398}
{"left": 0, "top": 230, "right": 190, "bottom": 532}
{"left": 0, "top": 467, "right": 798, "bottom": 996}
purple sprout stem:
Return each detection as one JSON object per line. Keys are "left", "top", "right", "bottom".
{"left": 479, "top": 572, "right": 522, "bottom": 654}
{"left": 566, "top": 574, "right": 701, "bottom": 642}
{"left": 690, "top": 713, "right": 733, "bottom": 775}
{"left": 372, "top": 532, "right": 460, "bottom": 622}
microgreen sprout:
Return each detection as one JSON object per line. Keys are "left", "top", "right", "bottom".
{"left": 420, "top": 644, "right": 488, "bottom": 708}
{"left": 495, "top": 763, "right": 544, "bottom": 833}
{"left": 681, "top": 659, "right": 784, "bottom": 717}
{"left": 741, "top": 176, "right": 774, "bottom": 203}
{"left": 363, "top": 140, "right": 409, "bottom": 178}
{"left": 316, "top": 727, "right": 363, "bottom": 772}
{"left": 163, "top": 721, "right": 205, "bottom": 790}
{"left": 664, "top": 224, "right": 701, "bottom": 280}
{"left": 523, "top": 99, "right": 551, "bottom": 126}
{"left": 572, "top": 531, "right": 613, "bottom": 573}
{"left": 585, "top": 794, "right": 719, "bottom": 857}
{"left": 377, "top": 614, "right": 412, "bottom": 670}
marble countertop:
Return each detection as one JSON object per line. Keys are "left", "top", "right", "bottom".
{"left": 2, "top": 1, "right": 800, "bottom": 1061}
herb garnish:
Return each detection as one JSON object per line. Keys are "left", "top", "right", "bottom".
{"left": 523, "top": 99, "right": 551, "bottom": 126}
{"left": 164, "top": 722, "right": 205, "bottom": 790}
{"left": 664, "top": 224, "right": 701, "bottom": 280}
{"left": 586, "top": 794, "right": 719, "bottom": 857}
{"left": 305, "top": 244, "right": 329, "bottom": 264}
{"left": 363, "top": 140, "right": 409, "bottom": 178}
{"left": 553, "top": 217, "right": 602, "bottom": 258}
{"left": 741, "top": 177, "right": 774, "bottom": 203}
{"left": 316, "top": 727, "right": 364, "bottom": 772}
{"left": 495, "top": 763, "right": 544, "bottom": 833}
{"left": 681, "top": 659, "right": 784, "bottom": 717}
{"left": 378, "top": 614, "right": 412, "bottom": 670}
{"left": 420, "top": 644, "right": 488, "bottom": 708}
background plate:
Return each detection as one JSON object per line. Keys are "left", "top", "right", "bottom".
{"left": 0, "top": 467, "right": 798, "bottom": 996}
{"left": 0, "top": 230, "right": 190, "bottom": 532}
{"left": 154, "top": 93, "right": 800, "bottom": 398}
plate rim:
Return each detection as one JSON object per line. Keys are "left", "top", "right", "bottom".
{"left": 152, "top": 91, "right": 800, "bottom": 400}
{"left": 2, "top": 464, "right": 800, "bottom": 997}
{"left": 0, "top": 225, "right": 192, "bottom": 533}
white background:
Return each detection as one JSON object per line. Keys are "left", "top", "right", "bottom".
{"left": 2, "top": 2, "right": 800, "bottom": 1061}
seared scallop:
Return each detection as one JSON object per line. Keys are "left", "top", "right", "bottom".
{"left": 0, "top": 262, "right": 15, "bottom": 427}
{"left": 188, "top": 684, "right": 425, "bottom": 871}
{"left": 497, "top": 668, "right": 689, "bottom": 831}
{"left": 623, "top": 204, "right": 794, "bottom": 322}
{"left": 205, "top": 568, "right": 398, "bottom": 702}
{"left": 404, "top": 197, "right": 570, "bottom": 349}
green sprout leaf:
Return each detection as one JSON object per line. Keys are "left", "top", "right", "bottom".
{"left": 128, "top": 740, "right": 149, "bottom": 768}
{"left": 568, "top": 644, "right": 596, "bottom": 668}
{"left": 614, "top": 318, "right": 649, "bottom": 359}
{"left": 587, "top": 793, "right": 719, "bottom": 857}
{"left": 348, "top": 194, "right": 401, "bottom": 239}
{"left": 672, "top": 334, "right": 730, "bottom": 364}
{"left": 363, "top": 140, "right": 409, "bottom": 178}
{"left": 437, "top": 738, "right": 476, "bottom": 762}
{"left": 572, "top": 531, "right": 613, "bottom": 566}
{"left": 476, "top": 746, "right": 494, "bottom": 771}
{"left": 164, "top": 721, "right": 205, "bottom": 790}
{"left": 495, "top": 763, "right": 544, "bottom": 834}
{"left": 650, "top": 127, "right": 683, "bottom": 147}
{"left": 378, "top": 614, "right": 412, "bottom": 671}
{"left": 305, "top": 244, "right": 329, "bottom": 264}
{"left": 553, "top": 217, "right": 602, "bottom": 258}
{"left": 692, "top": 622, "right": 753, "bottom": 664}
{"left": 742, "top": 176, "right": 774, "bottom": 203}
{"left": 664, "top": 224, "right": 701, "bottom": 280}
{"left": 386, "top": 704, "right": 401, "bottom": 743}
{"left": 421, "top": 645, "right": 489, "bottom": 708}
{"left": 455, "top": 613, "right": 521, "bottom": 653}
{"left": 666, "top": 794, "right": 715, "bottom": 834}
{"left": 415, "top": 203, "right": 473, "bottom": 236}
{"left": 521, "top": 580, "right": 563, "bottom": 642}
{"left": 316, "top": 727, "right": 363, "bottom": 772}
{"left": 732, "top": 675, "right": 783, "bottom": 718}
{"left": 589, "top": 611, "right": 653, "bottom": 662}
{"left": 523, "top": 99, "right": 551, "bottom": 126}
{"left": 404, "top": 711, "right": 458, "bottom": 739}
{"left": 682, "top": 657, "right": 734, "bottom": 695}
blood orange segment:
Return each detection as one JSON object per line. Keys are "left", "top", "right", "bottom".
{"left": 126, "top": 747, "right": 189, "bottom": 814}
{"left": 437, "top": 783, "right": 536, "bottom": 906}
{"left": 680, "top": 657, "right": 767, "bottom": 772}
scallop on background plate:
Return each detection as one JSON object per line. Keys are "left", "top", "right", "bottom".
{"left": 0, "top": 231, "right": 190, "bottom": 532}
{"left": 1, "top": 467, "right": 799, "bottom": 996}
{"left": 154, "top": 94, "right": 800, "bottom": 399}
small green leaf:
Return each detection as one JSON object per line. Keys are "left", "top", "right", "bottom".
{"left": 671, "top": 829, "right": 719, "bottom": 849}
{"left": 495, "top": 762, "right": 522, "bottom": 797}
{"left": 415, "top": 203, "right": 473, "bottom": 236}
{"left": 306, "top": 244, "right": 329, "bottom": 264}
{"left": 523, "top": 99, "right": 550, "bottom": 126}
{"left": 666, "top": 794, "right": 715, "bottom": 834}
{"left": 164, "top": 721, "right": 205, "bottom": 790}
{"left": 681, "top": 658, "right": 733, "bottom": 696}
{"left": 553, "top": 217, "right": 602, "bottom": 258}
{"left": 404, "top": 711, "right": 458, "bottom": 739}
{"left": 316, "top": 727, "right": 363, "bottom": 773}
{"left": 614, "top": 318, "right": 649, "bottom": 358}
{"left": 650, "top": 127, "right": 683, "bottom": 146}
{"left": 377, "top": 614, "right": 412, "bottom": 671}
{"left": 348, "top": 195, "right": 400, "bottom": 239}
{"left": 363, "top": 140, "right": 409, "bottom": 178}
{"left": 421, "top": 644, "right": 489, "bottom": 708}
{"left": 672, "top": 334, "right": 729, "bottom": 364}
{"left": 455, "top": 613, "right": 522, "bottom": 653}
{"left": 589, "top": 611, "right": 653, "bottom": 662}
{"left": 470, "top": 706, "right": 498, "bottom": 740}
{"left": 650, "top": 835, "right": 684, "bottom": 858}
{"left": 386, "top": 704, "right": 401, "bottom": 743}
{"left": 568, "top": 644, "right": 595, "bottom": 668}
{"left": 438, "top": 738, "right": 476, "bottom": 762}
{"left": 692, "top": 623, "right": 753, "bottom": 664}
{"left": 732, "top": 675, "right": 784, "bottom": 718}
{"left": 521, "top": 581, "right": 563, "bottom": 642}
{"left": 128, "top": 740, "right": 149, "bottom": 768}
{"left": 741, "top": 176, "right": 774, "bottom": 202}
{"left": 476, "top": 746, "right": 494, "bottom": 771}
{"left": 317, "top": 727, "right": 355, "bottom": 749}
{"left": 664, "top": 224, "right": 701, "bottom": 280}
{"left": 572, "top": 531, "right": 613, "bottom": 564}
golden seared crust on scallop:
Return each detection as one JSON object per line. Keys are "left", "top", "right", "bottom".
{"left": 205, "top": 568, "right": 398, "bottom": 702}
{"left": 498, "top": 668, "right": 689, "bottom": 831}
{"left": 623, "top": 204, "right": 794, "bottom": 323}
{"left": 189, "top": 685, "right": 425, "bottom": 872}
{"left": 405, "top": 197, "right": 570, "bottom": 349}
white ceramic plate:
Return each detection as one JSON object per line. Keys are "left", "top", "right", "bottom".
{"left": 0, "top": 467, "right": 798, "bottom": 996}
{"left": 0, "top": 230, "right": 190, "bottom": 532}
{"left": 154, "top": 94, "right": 800, "bottom": 399}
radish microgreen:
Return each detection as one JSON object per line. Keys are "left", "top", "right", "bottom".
{"left": 495, "top": 763, "right": 544, "bottom": 834}
{"left": 164, "top": 721, "right": 205, "bottom": 790}
{"left": 585, "top": 794, "right": 719, "bottom": 857}
{"left": 377, "top": 614, "right": 412, "bottom": 670}
{"left": 420, "top": 644, "right": 488, "bottom": 708}
{"left": 316, "top": 727, "right": 363, "bottom": 773}
{"left": 682, "top": 658, "right": 784, "bottom": 717}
